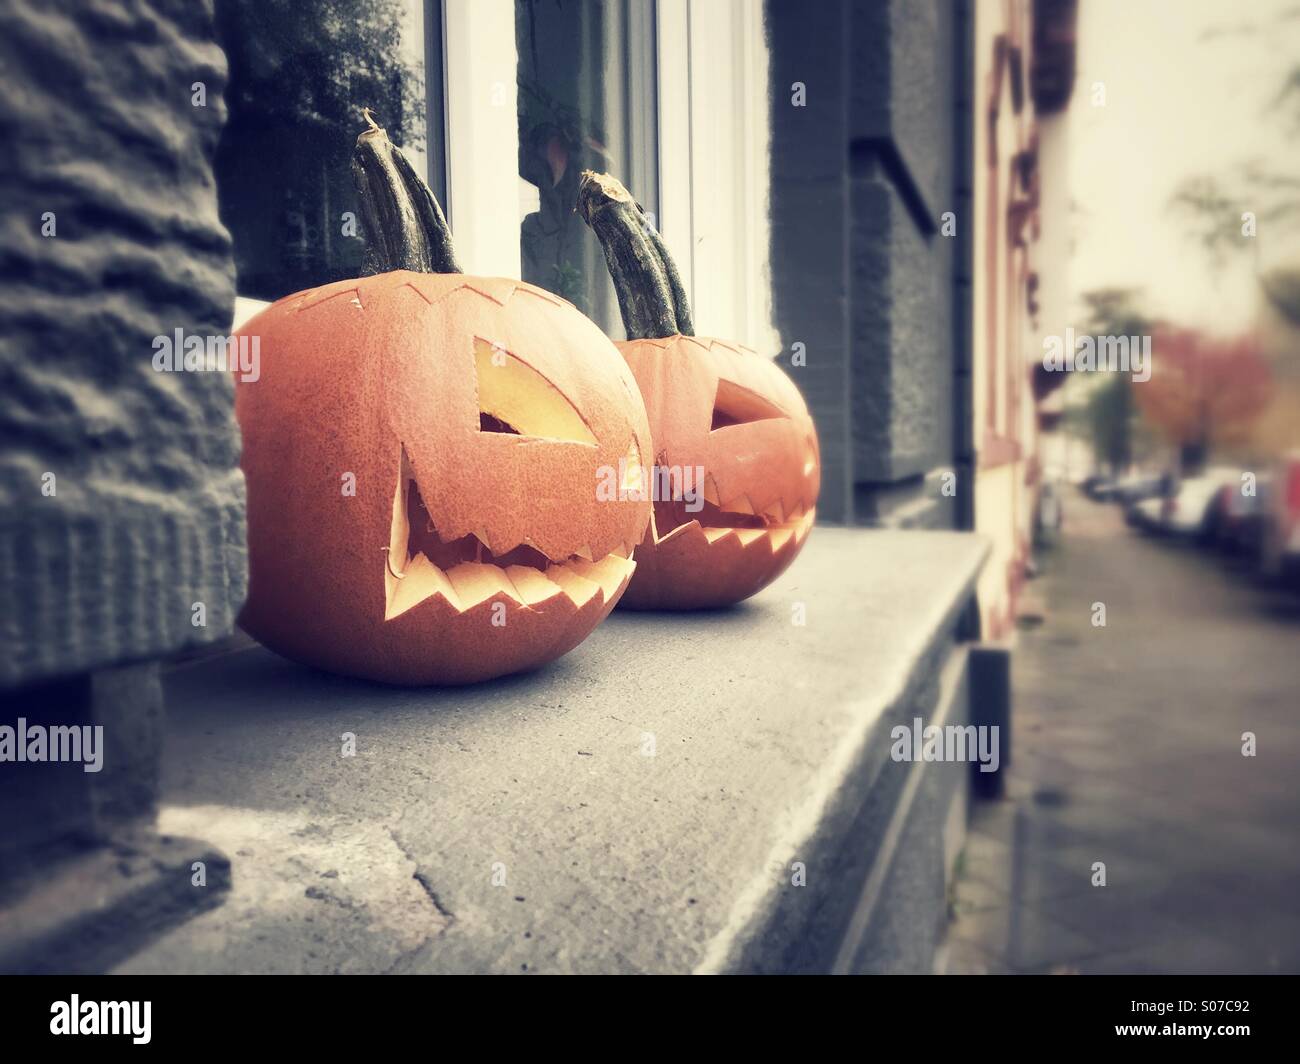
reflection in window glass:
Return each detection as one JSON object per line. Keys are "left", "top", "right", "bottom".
{"left": 214, "top": 0, "right": 437, "bottom": 301}
{"left": 517, "top": 0, "right": 658, "bottom": 338}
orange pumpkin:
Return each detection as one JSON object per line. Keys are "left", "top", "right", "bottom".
{"left": 578, "top": 172, "right": 819, "bottom": 609}
{"left": 235, "top": 118, "right": 650, "bottom": 684}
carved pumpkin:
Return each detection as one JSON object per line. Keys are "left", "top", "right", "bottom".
{"left": 578, "top": 172, "right": 819, "bottom": 609}
{"left": 234, "top": 117, "right": 650, "bottom": 684}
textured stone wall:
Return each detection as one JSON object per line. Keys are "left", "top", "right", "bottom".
{"left": 768, "top": 0, "right": 972, "bottom": 529}
{"left": 767, "top": 0, "right": 854, "bottom": 524}
{"left": 0, "top": 0, "right": 247, "bottom": 688}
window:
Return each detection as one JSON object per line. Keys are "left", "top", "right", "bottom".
{"left": 216, "top": 0, "right": 774, "bottom": 353}
{"left": 516, "top": 0, "right": 658, "bottom": 338}
{"left": 214, "top": 0, "right": 437, "bottom": 302}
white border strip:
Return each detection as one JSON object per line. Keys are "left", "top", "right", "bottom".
{"left": 656, "top": 0, "right": 695, "bottom": 309}
{"left": 443, "top": 0, "right": 521, "bottom": 278}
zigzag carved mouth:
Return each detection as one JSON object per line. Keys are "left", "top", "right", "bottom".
{"left": 650, "top": 491, "right": 814, "bottom": 552}
{"left": 651, "top": 471, "right": 812, "bottom": 543}
{"left": 407, "top": 484, "right": 558, "bottom": 571}
{"left": 384, "top": 450, "right": 632, "bottom": 620}
{"left": 655, "top": 499, "right": 771, "bottom": 532}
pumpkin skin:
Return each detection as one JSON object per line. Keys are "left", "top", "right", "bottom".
{"left": 616, "top": 334, "right": 820, "bottom": 609}
{"left": 235, "top": 269, "right": 651, "bottom": 684}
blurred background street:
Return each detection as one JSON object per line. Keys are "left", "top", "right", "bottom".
{"left": 943, "top": 488, "right": 1300, "bottom": 974}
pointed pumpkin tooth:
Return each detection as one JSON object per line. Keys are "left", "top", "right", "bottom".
{"left": 728, "top": 495, "right": 756, "bottom": 516}
{"left": 504, "top": 565, "right": 565, "bottom": 606}
{"left": 572, "top": 543, "right": 595, "bottom": 562}
{"left": 768, "top": 526, "right": 795, "bottom": 552}
{"left": 569, "top": 555, "right": 635, "bottom": 599}
{"left": 385, "top": 553, "right": 459, "bottom": 620}
{"left": 704, "top": 475, "right": 721, "bottom": 507}
{"left": 763, "top": 498, "right": 787, "bottom": 523}
{"left": 566, "top": 558, "right": 601, "bottom": 581}
{"left": 734, "top": 528, "right": 766, "bottom": 547}
{"left": 794, "top": 510, "right": 815, "bottom": 543}
{"left": 446, "top": 562, "right": 520, "bottom": 609}
{"left": 545, "top": 565, "right": 602, "bottom": 608}
{"left": 703, "top": 526, "right": 734, "bottom": 544}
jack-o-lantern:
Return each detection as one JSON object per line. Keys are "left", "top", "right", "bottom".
{"left": 234, "top": 116, "right": 651, "bottom": 684}
{"left": 578, "top": 172, "right": 819, "bottom": 609}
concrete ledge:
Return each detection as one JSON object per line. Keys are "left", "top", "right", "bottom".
{"left": 118, "top": 528, "right": 988, "bottom": 974}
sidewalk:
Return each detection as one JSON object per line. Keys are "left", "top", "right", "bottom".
{"left": 940, "top": 491, "right": 1300, "bottom": 973}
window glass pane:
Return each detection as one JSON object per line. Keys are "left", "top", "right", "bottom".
{"left": 215, "top": 0, "right": 440, "bottom": 301}
{"left": 517, "top": 0, "right": 658, "bottom": 338}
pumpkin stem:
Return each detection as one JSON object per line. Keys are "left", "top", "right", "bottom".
{"left": 352, "top": 111, "right": 461, "bottom": 275}
{"left": 577, "top": 171, "right": 694, "bottom": 339}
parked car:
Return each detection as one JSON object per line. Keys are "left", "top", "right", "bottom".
{"left": 1131, "top": 495, "right": 1166, "bottom": 532}
{"left": 1208, "top": 475, "right": 1272, "bottom": 558}
{"left": 1115, "top": 472, "right": 1170, "bottom": 504}
{"left": 1082, "top": 473, "right": 1116, "bottom": 500}
{"left": 1120, "top": 471, "right": 1175, "bottom": 526}
{"left": 1261, "top": 452, "right": 1300, "bottom": 585}
{"left": 1159, "top": 468, "right": 1243, "bottom": 540}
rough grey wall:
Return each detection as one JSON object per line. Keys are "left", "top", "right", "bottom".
{"left": 767, "top": 0, "right": 854, "bottom": 523}
{"left": 851, "top": 158, "right": 943, "bottom": 485}
{"left": 768, "top": 0, "right": 969, "bottom": 529}
{"left": 0, "top": 0, "right": 247, "bottom": 688}
{"left": 850, "top": 0, "right": 957, "bottom": 527}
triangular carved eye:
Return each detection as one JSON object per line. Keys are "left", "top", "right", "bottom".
{"left": 710, "top": 378, "right": 787, "bottom": 430}
{"left": 474, "top": 339, "right": 597, "bottom": 444}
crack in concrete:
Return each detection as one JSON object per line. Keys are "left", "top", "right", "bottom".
{"left": 375, "top": 827, "right": 455, "bottom": 974}
{"left": 387, "top": 827, "right": 455, "bottom": 927}
{"left": 412, "top": 870, "right": 455, "bottom": 923}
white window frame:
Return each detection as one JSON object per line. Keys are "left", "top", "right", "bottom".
{"left": 234, "top": 0, "right": 777, "bottom": 358}
{"left": 656, "top": 0, "right": 777, "bottom": 355}
{"left": 441, "top": 0, "right": 520, "bottom": 278}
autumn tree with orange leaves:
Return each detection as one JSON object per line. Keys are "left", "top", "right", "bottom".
{"left": 1133, "top": 328, "right": 1272, "bottom": 473}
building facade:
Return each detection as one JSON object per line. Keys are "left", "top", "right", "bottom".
{"left": 971, "top": 0, "right": 1077, "bottom": 639}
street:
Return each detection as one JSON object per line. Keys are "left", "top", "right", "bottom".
{"left": 943, "top": 490, "right": 1300, "bottom": 973}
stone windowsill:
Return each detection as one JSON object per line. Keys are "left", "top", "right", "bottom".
{"left": 118, "top": 527, "right": 988, "bottom": 974}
